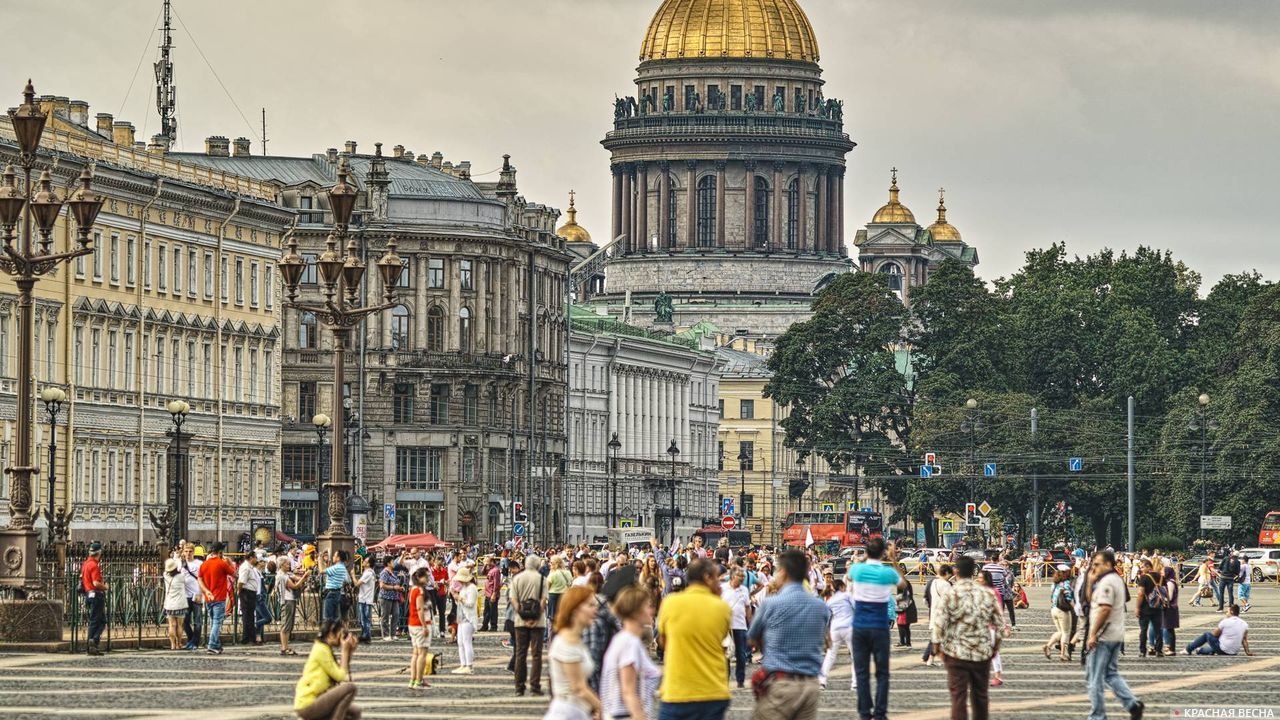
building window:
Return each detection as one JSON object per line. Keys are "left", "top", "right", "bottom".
{"left": 464, "top": 384, "right": 478, "bottom": 425}
{"left": 718, "top": 398, "right": 724, "bottom": 417}
{"left": 143, "top": 240, "right": 152, "bottom": 288}
{"left": 107, "top": 331, "right": 118, "bottom": 386}
{"left": 299, "top": 311, "right": 318, "bottom": 349}
{"left": 235, "top": 258, "right": 244, "bottom": 304}
{"left": 90, "top": 329, "right": 100, "bottom": 387}
{"left": 786, "top": 178, "right": 800, "bottom": 249}
{"left": 282, "top": 445, "right": 319, "bottom": 489}
{"left": 220, "top": 256, "right": 228, "bottom": 300}
{"left": 172, "top": 246, "right": 183, "bottom": 293}
{"left": 187, "top": 249, "right": 197, "bottom": 298}
{"left": 462, "top": 447, "right": 476, "bottom": 486}
{"left": 281, "top": 501, "right": 315, "bottom": 537}
{"left": 667, "top": 183, "right": 679, "bottom": 248}
{"left": 395, "top": 447, "right": 442, "bottom": 490}
{"left": 426, "top": 306, "right": 444, "bottom": 352}
{"left": 427, "top": 258, "right": 444, "bottom": 289}
{"left": 396, "top": 501, "right": 439, "bottom": 535}
{"left": 460, "top": 259, "right": 473, "bottom": 290}
{"left": 298, "top": 381, "right": 317, "bottom": 421}
{"left": 203, "top": 251, "right": 214, "bottom": 298}
{"left": 730, "top": 84, "right": 742, "bottom": 110}
{"left": 740, "top": 399, "right": 754, "bottom": 419}
{"left": 718, "top": 441, "right": 724, "bottom": 471}
{"left": 390, "top": 305, "right": 410, "bottom": 350}
{"left": 430, "top": 384, "right": 450, "bottom": 424}
{"left": 879, "top": 263, "right": 903, "bottom": 292}
{"left": 458, "top": 307, "right": 472, "bottom": 353}
{"left": 298, "top": 195, "right": 316, "bottom": 224}
{"left": 109, "top": 234, "right": 119, "bottom": 282}
{"left": 157, "top": 244, "right": 167, "bottom": 289}
{"left": 743, "top": 494, "right": 755, "bottom": 517}
{"left": 124, "top": 332, "right": 134, "bottom": 383}
{"left": 300, "top": 253, "right": 318, "bottom": 286}
{"left": 264, "top": 351, "right": 273, "bottom": 404}
{"left": 393, "top": 383, "right": 415, "bottom": 424}
{"left": 201, "top": 342, "right": 211, "bottom": 396}
{"left": 739, "top": 441, "right": 755, "bottom": 471}
{"left": 249, "top": 261, "right": 260, "bottom": 307}
{"left": 186, "top": 340, "right": 196, "bottom": 397}
{"left": 696, "top": 175, "right": 716, "bottom": 247}
{"left": 397, "top": 257, "right": 411, "bottom": 288}
{"left": 754, "top": 177, "right": 771, "bottom": 249}
{"left": 92, "top": 237, "right": 103, "bottom": 280}
{"left": 126, "top": 236, "right": 136, "bottom": 285}
{"left": 233, "top": 347, "right": 243, "bottom": 401}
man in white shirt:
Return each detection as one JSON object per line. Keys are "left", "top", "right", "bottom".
{"left": 721, "top": 567, "right": 752, "bottom": 688}
{"left": 1186, "top": 604, "right": 1252, "bottom": 656}
{"left": 179, "top": 544, "right": 205, "bottom": 650}
{"left": 1084, "top": 550, "right": 1143, "bottom": 720}
{"left": 356, "top": 563, "right": 377, "bottom": 642}
{"left": 235, "top": 554, "right": 262, "bottom": 646}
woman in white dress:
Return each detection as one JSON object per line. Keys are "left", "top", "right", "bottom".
{"left": 600, "top": 586, "right": 662, "bottom": 720}
{"left": 452, "top": 566, "right": 480, "bottom": 674}
{"left": 544, "top": 586, "right": 601, "bottom": 720}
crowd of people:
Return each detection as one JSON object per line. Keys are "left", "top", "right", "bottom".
{"left": 75, "top": 534, "right": 1261, "bottom": 720}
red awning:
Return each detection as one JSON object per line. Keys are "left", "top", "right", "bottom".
{"left": 368, "top": 532, "right": 453, "bottom": 551}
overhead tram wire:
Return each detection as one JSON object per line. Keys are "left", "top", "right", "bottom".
{"left": 115, "top": 6, "right": 164, "bottom": 118}
{"left": 171, "top": 6, "right": 261, "bottom": 145}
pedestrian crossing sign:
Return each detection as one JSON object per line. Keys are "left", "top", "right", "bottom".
{"left": 847, "top": 500, "right": 857, "bottom": 512}
{"left": 619, "top": 518, "right": 633, "bottom": 529}
{"left": 821, "top": 502, "right": 836, "bottom": 512}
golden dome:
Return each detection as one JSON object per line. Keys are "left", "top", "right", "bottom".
{"left": 556, "top": 190, "right": 592, "bottom": 243}
{"left": 927, "top": 188, "right": 962, "bottom": 242}
{"left": 871, "top": 168, "right": 916, "bottom": 224}
{"left": 640, "top": 0, "right": 820, "bottom": 64}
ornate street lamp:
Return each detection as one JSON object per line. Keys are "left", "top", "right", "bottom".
{"left": 38, "top": 386, "right": 66, "bottom": 542}
{"left": 607, "top": 432, "right": 621, "bottom": 528}
{"left": 0, "top": 81, "right": 102, "bottom": 597}
{"left": 738, "top": 443, "right": 750, "bottom": 523}
{"left": 312, "top": 413, "right": 332, "bottom": 538}
{"left": 667, "top": 439, "right": 679, "bottom": 546}
{"left": 1189, "top": 393, "right": 1217, "bottom": 523}
{"left": 279, "top": 159, "right": 403, "bottom": 557}
{"left": 165, "top": 400, "right": 190, "bottom": 548}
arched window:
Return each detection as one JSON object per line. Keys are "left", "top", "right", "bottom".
{"left": 753, "top": 176, "right": 771, "bottom": 250}
{"left": 696, "top": 175, "right": 716, "bottom": 247}
{"left": 879, "top": 262, "right": 903, "bottom": 291}
{"left": 426, "top": 306, "right": 444, "bottom": 352}
{"left": 299, "top": 311, "right": 318, "bottom": 349}
{"left": 458, "top": 307, "right": 472, "bottom": 353}
{"left": 390, "top": 305, "right": 411, "bottom": 350}
{"left": 667, "top": 183, "right": 679, "bottom": 248}
{"left": 786, "top": 178, "right": 800, "bottom": 250}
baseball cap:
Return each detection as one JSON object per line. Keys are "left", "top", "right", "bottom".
{"left": 193, "top": 545, "right": 206, "bottom": 557}
{"left": 88, "top": 541, "right": 103, "bottom": 554}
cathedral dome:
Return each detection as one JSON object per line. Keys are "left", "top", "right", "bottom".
{"left": 927, "top": 188, "right": 961, "bottom": 242}
{"left": 640, "top": 0, "right": 820, "bottom": 64}
{"left": 556, "top": 191, "right": 592, "bottom": 243}
{"left": 871, "top": 168, "right": 916, "bottom": 224}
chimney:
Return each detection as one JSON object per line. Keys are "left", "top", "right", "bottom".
{"left": 415, "top": 154, "right": 430, "bottom": 167}
{"left": 401, "top": 148, "right": 412, "bottom": 160}
{"left": 95, "top": 113, "right": 113, "bottom": 136}
{"left": 326, "top": 148, "right": 338, "bottom": 164}
{"left": 392, "top": 144, "right": 405, "bottom": 159}
{"left": 147, "top": 135, "right": 168, "bottom": 155}
{"left": 112, "top": 121, "right": 136, "bottom": 147}
{"left": 69, "top": 100, "right": 89, "bottom": 127}
{"left": 458, "top": 160, "right": 472, "bottom": 180}
{"left": 496, "top": 155, "right": 516, "bottom": 198}
{"left": 204, "top": 135, "right": 230, "bottom": 157}
{"left": 430, "top": 151, "right": 443, "bottom": 169}
{"left": 232, "top": 137, "right": 251, "bottom": 157}
{"left": 344, "top": 140, "right": 357, "bottom": 154}
{"left": 442, "top": 161, "right": 454, "bottom": 175}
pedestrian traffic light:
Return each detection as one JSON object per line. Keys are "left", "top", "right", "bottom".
{"left": 513, "top": 501, "right": 527, "bottom": 523}
{"left": 965, "top": 502, "right": 979, "bottom": 527}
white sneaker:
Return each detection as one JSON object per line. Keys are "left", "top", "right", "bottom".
{"left": 459, "top": 666, "right": 474, "bottom": 674}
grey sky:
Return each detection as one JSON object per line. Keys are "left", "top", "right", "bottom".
{"left": 4, "top": 0, "right": 1276, "bottom": 286}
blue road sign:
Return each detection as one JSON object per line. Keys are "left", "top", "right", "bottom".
{"left": 513, "top": 522, "right": 526, "bottom": 537}
{"left": 920, "top": 465, "right": 933, "bottom": 478}
{"left": 984, "top": 463, "right": 997, "bottom": 477}
{"left": 862, "top": 507, "right": 874, "bottom": 513}
{"left": 722, "top": 498, "right": 734, "bottom": 516}
{"left": 383, "top": 503, "right": 395, "bottom": 520}
{"left": 1069, "top": 457, "right": 1083, "bottom": 472}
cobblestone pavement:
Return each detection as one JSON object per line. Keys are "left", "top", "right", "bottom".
{"left": 1, "top": 583, "right": 1278, "bottom": 719}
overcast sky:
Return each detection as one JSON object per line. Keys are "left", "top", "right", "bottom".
{"left": 3, "top": 0, "right": 1276, "bottom": 287}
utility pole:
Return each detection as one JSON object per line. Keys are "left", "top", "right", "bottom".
{"left": 154, "top": 0, "right": 178, "bottom": 150}
{"left": 1030, "top": 407, "right": 1038, "bottom": 544}
{"left": 1126, "top": 396, "right": 1135, "bottom": 551}
{"left": 261, "top": 108, "right": 268, "bottom": 155}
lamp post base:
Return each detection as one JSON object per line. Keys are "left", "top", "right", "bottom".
{"left": 0, "top": 528, "right": 39, "bottom": 593}
{"left": 317, "top": 531, "right": 355, "bottom": 562}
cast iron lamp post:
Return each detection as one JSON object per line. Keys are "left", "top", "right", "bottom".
{"left": 0, "top": 81, "right": 103, "bottom": 595}
{"left": 607, "top": 432, "right": 621, "bottom": 528}
{"left": 667, "top": 439, "right": 679, "bottom": 547}
{"left": 38, "top": 386, "right": 66, "bottom": 541}
{"left": 312, "top": 413, "right": 332, "bottom": 538}
{"left": 165, "top": 400, "right": 190, "bottom": 548}
{"left": 278, "top": 159, "right": 403, "bottom": 557}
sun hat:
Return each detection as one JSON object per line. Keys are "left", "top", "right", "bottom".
{"left": 164, "top": 558, "right": 180, "bottom": 573}
{"left": 455, "top": 566, "right": 474, "bottom": 583}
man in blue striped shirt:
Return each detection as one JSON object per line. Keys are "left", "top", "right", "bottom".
{"left": 748, "top": 550, "right": 830, "bottom": 720}
{"left": 846, "top": 539, "right": 908, "bottom": 720}
{"left": 982, "top": 550, "right": 1015, "bottom": 628}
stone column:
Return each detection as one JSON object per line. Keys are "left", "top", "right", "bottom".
{"left": 772, "top": 162, "right": 784, "bottom": 252}
{"left": 744, "top": 160, "right": 756, "bottom": 251}
{"left": 415, "top": 255, "right": 428, "bottom": 341}
{"left": 636, "top": 162, "right": 648, "bottom": 252}
{"left": 475, "top": 261, "right": 488, "bottom": 353}
{"left": 837, "top": 168, "right": 847, "bottom": 256}
{"left": 623, "top": 371, "right": 634, "bottom": 454}
{"left": 608, "top": 366, "right": 618, "bottom": 440}
{"left": 715, "top": 161, "right": 727, "bottom": 249}
{"left": 658, "top": 162, "right": 671, "bottom": 249}
{"left": 685, "top": 161, "right": 697, "bottom": 249}
{"left": 611, "top": 165, "right": 623, "bottom": 249}
{"left": 828, "top": 171, "right": 839, "bottom": 255}
{"left": 798, "top": 164, "right": 810, "bottom": 254}
{"left": 446, "top": 259, "right": 461, "bottom": 350}
{"left": 621, "top": 165, "right": 633, "bottom": 255}
{"left": 815, "top": 166, "right": 828, "bottom": 255}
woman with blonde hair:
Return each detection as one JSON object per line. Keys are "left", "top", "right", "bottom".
{"left": 162, "top": 558, "right": 187, "bottom": 650}
{"left": 546, "top": 555, "right": 573, "bottom": 632}
{"left": 543, "top": 586, "right": 602, "bottom": 720}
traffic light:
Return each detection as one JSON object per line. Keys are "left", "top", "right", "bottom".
{"left": 513, "top": 501, "right": 527, "bottom": 523}
{"left": 965, "top": 502, "right": 979, "bottom": 527}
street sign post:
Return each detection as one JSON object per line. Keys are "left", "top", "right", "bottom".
{"left": 978, "top": 500, "right": 992, "bottom": 516}
{"left": 847, "top": 500, "right": 858, "bottom": 512}
{"left": 383, "top": 503, "right": 395, "bottom": 520}
{"left": 722, "top": 516, "right": 737, "bottom": 530}
{"left": 984, "top": 463, "right": 997, "bottom": 477}
{"left": 920, "top": 465, "right": 933, "bottom": 479}
{"left": 1069, "top": 457, "right": 1083, "bottom": 472}
{"left": 721, "top": 498, "right": 734, "bottom": 516}
{"left": 925, "top": 452, "right": 937, "bottom": 466}
{"left": 821, "top": 502, "right": 836, "bottom": 512}
{"left": 1200, "top": 515, "right": 1231, "bottom": 530}
{"left": 513, "top": 522, "right": 526, "bottom": 537}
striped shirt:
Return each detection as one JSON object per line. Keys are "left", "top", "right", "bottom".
{"left": 846, "top": 560, "right": 901, "bottom": 629}
{"left": 982, "top": 562, "right": 1011, "bottom": 599}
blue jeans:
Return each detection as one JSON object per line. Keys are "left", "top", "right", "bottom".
{"left": 1218, "top": 581, "right": 1235, "bottom": 610}
{"left": 184, "top": 600, "right": 203, "bottom": 647}
{"left": 657, "top": 699, "right": 730, "bottom": 720}
{"left": 254, "top": 593, "right": 272, "bottom": 642}
{"left": 358, "top": 603, "right": 373, "bottom": 639}
{"left": 322, "top": 590, "right": 342, "bottom": 622}
{"left": 730, "top": 628, "right": 749, "bottom": 685}
{"left": 1186, "top": 632, "right": 1229, "bottom": 655}
{"left": 1085, "top": 640, "right": 1139, "bottom": 720}
{"left": 852, "top": 625, "right": 891, "bottom": 720}
{"left": 207, "top": 600, "right": 227, "bottom": 651}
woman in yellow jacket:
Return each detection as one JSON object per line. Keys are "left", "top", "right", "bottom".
{"left": 295, "top": 620, "right": 361, "bottom": 720}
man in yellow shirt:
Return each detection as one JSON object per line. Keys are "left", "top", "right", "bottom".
{"left": 657, "top": 558, "right": 732, "bottom": 720}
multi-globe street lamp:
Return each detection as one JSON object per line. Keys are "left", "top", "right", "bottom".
{"left": 607, "top": 432, "right": 621, "bottom": 529}
{"left": 165, "top": 399, "right": 190, "bottom": 548}
{"left": 666, "top": 439, "right": 679, "bottom": 546}
{"left": 312, "top": 413, "right": 332, "bottom": 537}
{"left": 0, "top": 81, "right": 103, "bottom": 594}
{"left": 38, "top": 386, "right": 66, "bottom": 542}
{"left": 277, "top": 159, "right": 404, "bottom": 557}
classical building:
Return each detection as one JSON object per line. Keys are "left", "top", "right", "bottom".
{"left": 175, "top": 141, "right": 571, "bottom": 546}
{"left": 565, "top": 307, "right": 720, "bottom": 542}
{"left": 853, "top": 170, "right": 978, "bottom": 303}
{"left": 591, "top": 0, "right": 855, "bottom": 338}
{"left": 0, "top": 94, "right": 292, "bottom": 543}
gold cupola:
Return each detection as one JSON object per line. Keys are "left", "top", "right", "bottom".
{"left": 928, "top": 187, "right": 962, "bottom": 242}
{"left": 871, "top": 168, "right": 916, "bottom": 224}
{"left": 640, "top": 0, "right": 820, "bottom": 64}
{"left": 556, "top": 190, "right": 592, "bottom": 243}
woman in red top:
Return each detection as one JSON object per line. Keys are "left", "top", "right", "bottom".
{"left": 407, "top": 568, "right": 433, "bottom": 690}
{"left": 430, "top": 559, "right": 449, "bottom": 640}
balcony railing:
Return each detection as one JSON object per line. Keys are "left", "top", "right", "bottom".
{"left": 607, "top": 112, "right": 849, "bottom": 142}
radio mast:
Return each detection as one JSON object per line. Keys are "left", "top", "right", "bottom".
{"left": 154, "top": 0, "right": 178, "bottom": 149}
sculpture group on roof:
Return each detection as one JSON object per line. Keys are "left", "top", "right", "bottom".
{"left": 613, "top": 90, "right": 842, "bottom": 121}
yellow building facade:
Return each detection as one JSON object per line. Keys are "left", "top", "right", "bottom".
{"left": 0, "top": 92, "right": 292, "bottom": 543}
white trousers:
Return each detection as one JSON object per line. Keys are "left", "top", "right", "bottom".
{"left": 819, "top": 625, "right": 855, "bottom": 688}
{"left": 458, "top": 619, "right": 475, "bottom": 666}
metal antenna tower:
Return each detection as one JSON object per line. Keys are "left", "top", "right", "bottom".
{"left": 154, "top": 0, "right": 178, "bottom": 149}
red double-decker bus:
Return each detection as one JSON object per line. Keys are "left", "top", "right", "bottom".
{"left": 1259, "top": 511, "right": 1280, "bottom": 545}
{"left": 782, "top": 510, "right": 884, "bottom": 548}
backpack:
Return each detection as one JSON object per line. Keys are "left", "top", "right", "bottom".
{"left": 517, "top": 576, "right": 545, "bottom": 622}
{"left": 1055, "top": 582, "right": 1074, "bottom": 613}
{"left": 1144, "top": 578, "right": 1169, "bottom": 611}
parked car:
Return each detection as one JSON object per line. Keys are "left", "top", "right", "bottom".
{"left": 1238, "top": 547, "right": 1280, "bottom": 582}
{"left": 831, "top": 546, "right": 867, "bottom": 577}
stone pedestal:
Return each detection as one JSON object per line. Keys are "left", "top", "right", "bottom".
{"left": 318, "top": 532, "right": 355, "bottom": 562}
{"left": 0, "top": 599, "right": 63, "bottom": 641}
{"left": 0, "top": 528, "right": 38, "bottom": 591}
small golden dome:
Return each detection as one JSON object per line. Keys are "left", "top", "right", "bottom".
{"left": 927, "top": 187, "right": 962, "bottom": 242}
{"left": 556, "top": 190, "right": 592, "bottom": 243}
{"left": 640, "top": 0, "right": 820, "bottom": 64}
{"left": 871, "top": 168, "right": 916, "bottom": 224}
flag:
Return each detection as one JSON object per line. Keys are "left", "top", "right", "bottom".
{"left": 805, "top": 527, "right": 815, "bottom": 548}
